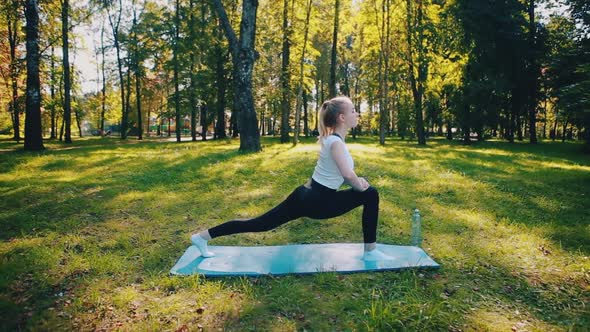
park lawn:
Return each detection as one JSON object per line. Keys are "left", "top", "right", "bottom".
{"left": 0, "top": 135, "right": 588, "bottom": 331}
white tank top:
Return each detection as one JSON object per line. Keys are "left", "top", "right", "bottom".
{"left": 311, "top": 135, "right": 354, "bottom": 190}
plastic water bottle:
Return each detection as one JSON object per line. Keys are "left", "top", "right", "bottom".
{"left": 411, "top": 208, "right": 422, "bottom": 247}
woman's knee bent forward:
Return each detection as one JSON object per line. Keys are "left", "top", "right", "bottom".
{"left": 363, "top": 186, "right": 379, "bottom": 203}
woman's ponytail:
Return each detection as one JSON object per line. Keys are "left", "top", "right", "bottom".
{"left": 318, "top": 101, "right": 331, "bottom": 139}
{"left": 317, "top": 96, "right": 352, "bottom": 141}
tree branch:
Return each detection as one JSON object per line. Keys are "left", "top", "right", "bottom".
{"left": 211, "top": 0, "right": 238, "bottom": 58}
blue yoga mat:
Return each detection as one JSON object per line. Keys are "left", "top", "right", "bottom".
{"left": 170, "top": 243, "right": 439, "bottom": 276}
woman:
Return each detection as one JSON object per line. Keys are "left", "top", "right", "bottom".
{"left": 191, "top": 96, "right": 392, "bottom": 261}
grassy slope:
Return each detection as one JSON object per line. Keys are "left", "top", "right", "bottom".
{"left": 0, "top": 135, "right": 588, "bottom": 331}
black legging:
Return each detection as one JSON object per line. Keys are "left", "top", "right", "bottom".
{"left": 208, "top": 179, "right": 380, "bottom": 243}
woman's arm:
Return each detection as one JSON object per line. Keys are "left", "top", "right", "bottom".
{"left": 331, "top": 141, "right": 369, "bottom": 191}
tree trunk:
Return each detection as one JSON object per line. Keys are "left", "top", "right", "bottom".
{"left": 60, "top": 115, "right": 64, "bottom": 141}
{"left": 509, "top": 96, "right": 517, "bottom": 143}
{"left": 100, "top": 23, "right": 106, "bottom": 135}
{"left": 50, "top": 46, "right": 57, "bottom": 139}
{"left": 107, "top": 1, "right": 127, "bottom": 139}
{"left": 446, "top": 120, "right": 453, "bottom": 140}
{"left": 61, "top": 0, "right": 72, "bottom": 143}
{"left": 230, "top": 110, "right": 238, "bottom": 137}
{"left": 125, "top": 57, "right": 132, "bottom": 135}
{"left": 215, "top": 60, "right": 227, "bottom": 138}
{"left": 147, "top": 104, "right": 151, "bottom": 137}
{"left": 314, "top": 78, "right": 320, "bottom": 132}
{"left": 212, "top": 0, "right": 261, "bottom": 152}
{"left": 157, "top": 114, "right": 161, "bottom": 136}
{"left": 406, "top": 0, "right": 426, "bottom": 145}
{"left": 561, "top": 117, "right": 568, "bottom": 142}
{"left": 462, "top": 96, "right": 470, "bottom": 145}
{"left": 352, "top": 74, "right": 360, "bottom": 139}
{"left": 293, "top": 0, "right": 312, "bottom": 145}
{"left": 214, "top": 44, "right": 227, "bottom": 139}
{"left": 135, "top": 70, "right": 142, "bottom": 140}
{"left": 259, "top": 105, "right": 265, "bottom": 135}
{"left": 7, "top": 1, "right": 21, "bottom": 142}
{"left": 551, "top": 109, "right": 558, "bottom": 141}
{"left": 24, "top": 0, "right": 44, "bottom": 151}
{"left": 528, "top": 0, "right": 538, "bottom": 144}
{"left": 376, "top": 0, "right": 384, "bottom": 144}
{"left": 280, "top": 0, "right": 291, "bottom": 143}
{"left": 378, "top": 0, "right": 391, "bottom": 145}
{"left": 329, "top": 0, "right": 339, "bottom": 98}
{"left": 201, "top": 104, "right": 208, "bottom": 140}
{"left": 173, "top": 0, "right": 181, "bottom": 142}
{"left": 303, "top": 90, "right": 309, "bottom": 137}
{"left": 74, "top": 98, "right": 82, "bottom": 137}
{"left": 542, "top": 98, "right": 548, "bottom": 139}
{"left": 517, "top": 113, "right": 523, "bottom": 141}
{"left": 189, "top": 0, "right": 198, "bottom": 142}
{"left": 132, "top": 6, "right": 142, "bottom": 140}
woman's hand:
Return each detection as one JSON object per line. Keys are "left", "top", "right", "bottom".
{"left": 358, "top": 177, "right": 370, "bottom": 191}
{"left": 303, "top": 178, "right": 312, "bottom": 189}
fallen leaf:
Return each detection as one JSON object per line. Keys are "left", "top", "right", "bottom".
{"left": 175, "top": 324, "right": 189, "bottom": 332}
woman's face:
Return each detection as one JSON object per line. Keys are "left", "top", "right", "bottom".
{"left": 340, "top": 101, "right": 359, "bottom": 129}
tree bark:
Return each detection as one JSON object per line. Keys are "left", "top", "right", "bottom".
{"left": 508, "top": 95, "right": 517, "bottom": 143}
{"left": 201, "top": 104, "right": 208, "bottom": 140}
{"left": 50, "top": 46, "right": 57, "bottom": 139}
{"left": 329, "top": 0, "right": 339, "bottom": 98}
{"left": 517, "top": 112, "right": 523, "bottom": 141}
{"left": 561, "top": 117, "right": 568, "bottom": 142}
{"left": 377, "top": 0, "right": 390, "bottom": 145}
{"left": 135, "top": 69, "right": 142, "bottom": 139}
{"left": 280, "top": 0, "right": 291, "bottom": 143}
{"left": 446, "top": 120, "right": 453, "bottom": 140}
{"left": 132, "top": 5, "right": 142, "bottom": 140}
{"left": 293, "top": 0, "right": 312, "bottom": 145}
{"left": 106, "top": 0, "right": 127, "bottom": 139}
{"left": 406, "top": 0, "right": 426, "bottom": 145}
{"left": 352, "top": 71, "right": 361, "bottom": 139}
{"left": 551, "top": 110, "right": 558, "bottom": 141}
{"left": 7, "top": 0, "right": 21, "bottom": 142}
{"left": 100, "top": 22, "right": 106, "bottom": 135}
{"left": 74, "top": 95, "right": 82, "bottom": 137}
{"left": 24, "top": 0, "right": 44, "bottom": 150}
{"left": 314, "top": 78, "right": 320, "bottom": 132}
{"left": 214, "top": 43, "right": 227, "bottom": 139}
{"left": 125, "top": 57, "right": 132, "bottom": 136}
{"left": 60, "top": 114, "right": 64, "bottom": 141}
{"left": 189, "top": 0, "right": 198, "bottom": 141}
{"left": 462, "top": 101, "right": 471, "bottom": 145}
{"left": 212, "top": 0, "right": 261, "bottom": 152}
{"left": 528, "top": 0, "right": 538, "bottom": 144}
{"left": 230, "top": 109, "right": 238, "bottom": 137}
{"left": 303, "top": 90, "right": 309, "bottom": 137}
{"left": 173, "top": 0, "right": 181, "bottom": 142}
{"left": 62, "top": 0, "right": 72, "bottom": 143}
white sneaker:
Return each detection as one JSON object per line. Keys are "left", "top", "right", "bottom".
{"left": 362, "top": 249, "right": 394, "bottom": 261}
{"left": 190, "top": 234, "right": 215, "bottom": 257}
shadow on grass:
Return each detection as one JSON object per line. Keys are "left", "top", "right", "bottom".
{"left": 0, "top": 140, "right": 242, "bottom": 241}
{"left": 372, "top": 137, "right": 590, "bottom": 254}
{"left": 1, "top": 135, "right": 588, "bottom": 331}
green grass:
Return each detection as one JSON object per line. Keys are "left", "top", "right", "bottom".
{"left": 0, "top": 135, "right": 588, "bottom": 331}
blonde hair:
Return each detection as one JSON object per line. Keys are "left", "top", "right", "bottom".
{"left": 318, "top": 96, "right": 352, "bottom": 139}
